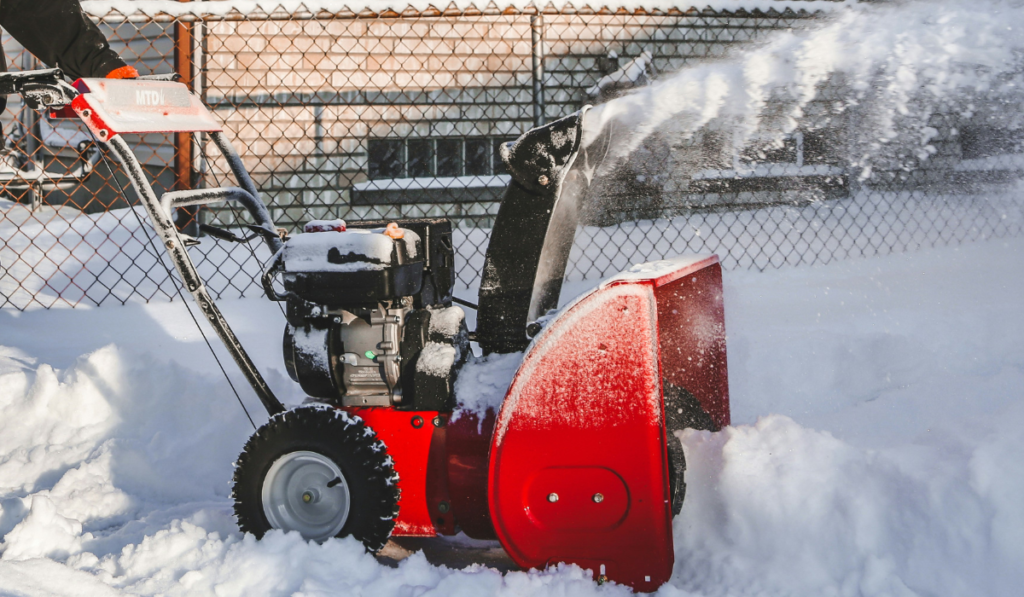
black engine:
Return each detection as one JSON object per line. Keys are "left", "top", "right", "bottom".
{"left": 264, "top": 218, "right": 469, "bottom": 411}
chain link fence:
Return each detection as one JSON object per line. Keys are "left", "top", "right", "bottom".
{"left": 1, "top": 1, "right": 1021, "bottom": 310}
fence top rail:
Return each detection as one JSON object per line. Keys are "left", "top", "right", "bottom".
{"left": 80, "top": 0, "right": 848, "bottom": 22}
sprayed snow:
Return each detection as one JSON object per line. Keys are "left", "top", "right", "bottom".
{"left": 416, "top": 342, "right": 457, "bottom": 377}
{"left": 583, "top": 0, "right": 1024, "bottom": 179}
{"left": 691, "top": 163, "right": 846, "bottom": 179}
{"left": 451, "top": 352, "right": 524, "bottom": 420}
{"left": 586, "top": 51, "right": 653, "bottom": 97}
{"left": 427, "top": 305, "right": 466, "bottom": 338}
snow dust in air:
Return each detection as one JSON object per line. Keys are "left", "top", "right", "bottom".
{"left": 583, "top": 0, "right": 1024, "bottom": 183}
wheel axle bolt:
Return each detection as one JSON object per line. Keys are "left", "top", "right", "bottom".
{"left": 593, "top": 493, "right": 604, "bottom": 503}
{"left": 547, "top": 493, "right": 559, "bottom": 503}
{"left": 302, "top": 491, "right": 313, "bottom": 503}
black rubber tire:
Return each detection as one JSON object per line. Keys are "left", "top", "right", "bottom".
{"left": 232, "top": 405, "right": 400, "bottom": 552}
{"left": 666, "top": 433, "right": 687, "bottom": 517}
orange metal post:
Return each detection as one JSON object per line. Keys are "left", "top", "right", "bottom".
{"left": 173, "top": 3, "right": 197, "bottom": 232}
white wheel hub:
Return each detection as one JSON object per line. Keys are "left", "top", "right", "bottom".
{"left": 262, "top": 450, "right": 351, "bottom": 542}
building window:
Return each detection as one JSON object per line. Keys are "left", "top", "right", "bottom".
{"left": 464, "top": 138, "right": 491, "bottom": 176}
{"left": 368, "top": 139, "right": 403, "bottom": 179}
{"left": 367, "top": 137, "right": 515, "bottom": 180}
{"left": 437, "top": 139, "right": 462, "bottom": 177}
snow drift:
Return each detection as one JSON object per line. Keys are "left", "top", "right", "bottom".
{"left": 585, "top": 0, "right": 1024, "bottom": 178}
{"left": 2, "top": 234, "right": 1023, "bottom": 596}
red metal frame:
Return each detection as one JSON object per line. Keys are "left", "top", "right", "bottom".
{"left": 487, "top": 282, "right": 672, "bottom": 591}
{"left": 483, "top": 255, "right": 728, "bottom": 591}
{"left": 604, "top": 254, "right": 730, "bottom": 428}
{"left": 344, "top": 407, "right": 455, "bottom": 537}
{"left": 446, "top": 410, "right": 498, "bottom": 539}
{"left": 345, "top": 257, "right": 728, "bottom": 591}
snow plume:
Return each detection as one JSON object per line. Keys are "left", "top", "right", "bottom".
{"left": 584, "top": 0, "right": 1024, "bottom": 178}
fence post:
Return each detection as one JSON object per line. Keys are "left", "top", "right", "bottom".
{"left": 173, "top": 1, "right": 199, "bottom": 234}
{"left": 531, "top": 14, "right": 546, "bottom": 128}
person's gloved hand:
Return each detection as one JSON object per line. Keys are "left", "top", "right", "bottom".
{"left": 105, "top": 65, "right": 139, "bottom": 79}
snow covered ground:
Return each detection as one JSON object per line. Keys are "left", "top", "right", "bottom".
{"left": 0, "top": 234, "right": 1021, "bottom": 596}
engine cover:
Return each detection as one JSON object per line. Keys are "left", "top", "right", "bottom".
{"left": 278, "top": 219, "right": 466, "bottom": 411}
{"left": 283, "top": 304, "right": 468, "bottom": 410}
{"left": 281, "top": 226, "right": 423, "bottom": 307}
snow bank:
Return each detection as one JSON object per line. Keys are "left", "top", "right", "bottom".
{"left": 0, "top": 234, "right": 1023, "bottom": 595}
{"left": 676, "top": 409, "right": 1024, "bottom": 596}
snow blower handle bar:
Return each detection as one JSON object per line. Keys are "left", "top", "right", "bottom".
{"left": 3, "top": 73, "right": 286, "bottom": 417}
{"left": 67, "top": 78, "right": 285, "bottom": 417}
{"left": 0, "top": 68, "right": 78, "bottom": 110}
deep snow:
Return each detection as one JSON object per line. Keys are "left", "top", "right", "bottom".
{"left": 0, "top": 235, "right": 1022, "bottom": 596}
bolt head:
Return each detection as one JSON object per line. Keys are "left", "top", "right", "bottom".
{"left": 537, "top": 174, "right": 550, "bottom": 186}
{"left": 592, "top": 493, "right": 604, "bottom": 503}
{"left": 547, "top": 492, "right": 559, "bottom": 503}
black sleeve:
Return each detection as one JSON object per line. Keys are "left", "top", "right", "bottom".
{"left": 0, "top": 0, "right": 127, "bottom": 80}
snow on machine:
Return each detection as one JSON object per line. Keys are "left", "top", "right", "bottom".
{"left": 10, "top": 69, "right": 730, "bottom": 591}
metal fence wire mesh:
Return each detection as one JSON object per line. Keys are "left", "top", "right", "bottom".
{"left": 1, "top": 2, "right": 1022, "bottom": 310}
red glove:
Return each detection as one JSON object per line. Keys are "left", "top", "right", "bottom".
{"left": 105, "top": 65, "right": 139, "bottom": 79}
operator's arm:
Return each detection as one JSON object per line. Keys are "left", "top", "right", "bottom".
{"left": 0, "top": 0, "right": 133, "bottom": 80}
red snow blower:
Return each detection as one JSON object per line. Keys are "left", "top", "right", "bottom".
{"left": 10, "top": 69, "right": 729, "bottom": 591}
